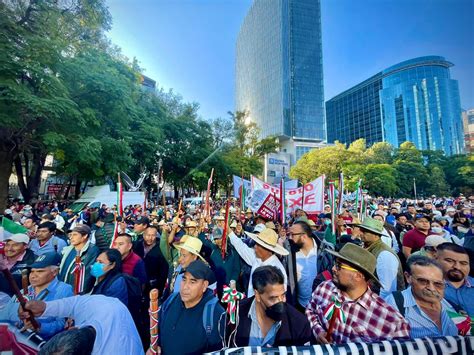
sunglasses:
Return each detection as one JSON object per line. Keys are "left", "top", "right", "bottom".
{"left": 335, "top": 261, "right": 359, "bottom": 272}
{"left": 411, "top": 276, "right": 445, "bottom": 289}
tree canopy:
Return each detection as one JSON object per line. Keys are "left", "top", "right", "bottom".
{"left": 290, "top": 138, "right": 473, "bottom": 197}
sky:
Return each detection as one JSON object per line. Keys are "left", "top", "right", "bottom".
{"left": 106, "top": 0, "right": 474, "bottom": 121}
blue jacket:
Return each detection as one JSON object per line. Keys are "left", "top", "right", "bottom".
{"left": 90, "top": 272, "right": 128, "bottom": 306}
{"left": 3, "top": 277, "right": 73, "bottom": 339}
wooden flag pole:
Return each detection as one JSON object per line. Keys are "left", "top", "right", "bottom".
{"left": 149, "top": 289, "right": 159, "bottom": 354}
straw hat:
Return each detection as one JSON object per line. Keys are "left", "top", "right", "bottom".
{"left": 245, "top": 208, "right": 253, "bottom": 214}
{"left": 184, "top": 220, "right": 198, "bottom": 228}
{"left": 327, "top": 243, "right": 381, "bottom": 286}
{"left": 214, "top": 215, "right": 225, "bottom": 221}
{"left": 246, "top": 228, "right": 289, "bottom": 256}
{"left": 174, "top": 236, "right": 205, "bottom": 262}
{"left": 265, "top": 221, "right": 276, "bottom": 230}
{"left": 230, "top": 220, "right": 237, "bottom": 228}
{"left": 157, "top": 220, "right": 166, "bottom": 226}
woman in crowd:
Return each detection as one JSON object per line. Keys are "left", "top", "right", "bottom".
{"left": 90, "top": 248, "right": 128, "bottom": 306}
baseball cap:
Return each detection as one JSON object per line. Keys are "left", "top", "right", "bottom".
{"left": 29, "top": 252, "right": 62, "bottom": 269}
{"left": 185, "top": 260, "right": 215, "bottom": 283}
{"left": 424, "top": 235, "right": 448, "bottom": 248}
{"left": 252, "top": 224, "right": 266, "bottom": 234}
{"left": 5, "top": 233, "right": 30, "bottom": 244}
{"left": 69, "top": 224, "right": 91, "bottom": 235}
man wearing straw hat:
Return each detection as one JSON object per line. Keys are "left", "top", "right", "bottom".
{"left": 161, "top": 236, "right": 205, "bottom": 300}
{"left": 229, "top": 227, "right": 288, "bottom": 297}
{"left": 306, "top": 243, "right": 409, "bottom": 344}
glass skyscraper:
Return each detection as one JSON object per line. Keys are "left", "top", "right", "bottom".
{"left": 326, "top": 56, "right": 464, "bottom": 155}
{"left": 235, "top": 0, "right": 326, "bottom": 165}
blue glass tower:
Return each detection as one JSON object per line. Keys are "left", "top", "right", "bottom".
{"left": 326, "top": 56, "right": 464, "bottom": 155}
{"left": 235, "top": 0, "right": 326, "bottom": 164}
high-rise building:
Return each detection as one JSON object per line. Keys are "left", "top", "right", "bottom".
{"left": 326, "top": 56, "right": 465, "bottom": 155}
{"left": 462, "top": 108, "right": 474, "bottom": 154}
{"left": 235, "top": 0, "right": 326, "bottom": 166}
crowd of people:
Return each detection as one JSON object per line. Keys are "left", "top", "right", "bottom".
{"left": 0, "top": 194, "right": 473, "bottom": 354}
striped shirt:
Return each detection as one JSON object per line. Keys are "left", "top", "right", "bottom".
{"left": 385, "top": 287, "right": 458, "bottom": 338}
{"left": 306, "top": 280, "right": 409, "bottom": 344}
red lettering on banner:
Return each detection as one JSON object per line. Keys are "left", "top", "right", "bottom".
{"left": 305, "top": 193, "right": 315, "bottom": 205}
{"left": 288, "top": 189, "right": 297, "bottom": 196}
{"left": 288, "top": 197, "right": 302, "bottom": 208}
{"left": 305, "top": 184, "right": 314, "bottom": 192}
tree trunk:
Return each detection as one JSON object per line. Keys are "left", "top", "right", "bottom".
{"left": 74, "top": 179, "right": 82, "bottom": 199}
{"left": 14, "top": 151, "right": 46, "bottom": 203}
{"left": 0, "top": 150, "right": 14, "bottom": 212}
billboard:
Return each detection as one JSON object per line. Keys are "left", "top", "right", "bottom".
{"left": 265, "top": 152, "right": 291, "bottom": 184}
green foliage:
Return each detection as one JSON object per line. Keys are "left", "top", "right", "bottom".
{"left": 363, "top": 164, "right": 398, "bottom": 197}
{"left": 290, "top": 138, "right": 473, "bottom": 197}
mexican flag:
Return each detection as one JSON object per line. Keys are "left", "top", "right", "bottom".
{"left": 2, "top": 217, "right": 28, "bottom": 236}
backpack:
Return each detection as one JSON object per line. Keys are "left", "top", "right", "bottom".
{"left": 312, "top": 240, "right": 336, "bottom": 291}
{"left": 161, "top": 292, "right": 221, "bottom": 338}
{"left": 106, "top": 273, "right": 143, "bottom": 326}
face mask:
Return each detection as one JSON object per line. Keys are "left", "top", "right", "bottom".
{"left": 431, "top": 227, "right": 443, "bottom": 234}
{"left": 91, "top": 262, "right": 108, "bottom": 278}
{"left": 264, "top": 301, "right": 286, "bottom": 321}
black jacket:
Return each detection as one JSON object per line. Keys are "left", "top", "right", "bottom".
{"left": 133, "top": 239, "right": 169, "bottom": 295}
{"left": 232, "top": 296, "right": 313, "bottom": 347}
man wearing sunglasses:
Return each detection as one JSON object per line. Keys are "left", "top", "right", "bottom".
{"left": 385, "top": 256, "right": 459, "bottom": 338}
{"left": 306, "top": 243, "right": 409, "bottom": 344}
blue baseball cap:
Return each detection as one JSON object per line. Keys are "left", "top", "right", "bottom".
{"left": 29, "top": 252, "right": 62, "bottom": 269}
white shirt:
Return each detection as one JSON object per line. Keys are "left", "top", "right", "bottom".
{"left": 42, "top": 295, "right": 144, "bottom": 355}
{"left": 229, "top": 232, "right": 287, "bottom": 297}
{"left": 381, "top": 228, "right": 400, "bottom": 253}
{"left": 53, "top": 215, "right": 65, "bottom": 230}
{"left": 295, "top": 241, "right": 318, "bottom": 307}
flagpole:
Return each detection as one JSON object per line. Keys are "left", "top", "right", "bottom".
{"left": 221, "top": 199, "right": 231, "bottom": 258}
{"left": 413, "top": 178, "right": 417, "bottom": 201}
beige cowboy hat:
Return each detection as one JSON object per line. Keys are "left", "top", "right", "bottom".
{"left": 184, "top": 220, "right": 198, "bottom": 228}
{"left": 157, "top": 220, "right": 166, "bottom": 226}
{"left": 245, "top": 208, "right": 253, "bottom": 214}
{"left": 246, "top": 228, "right": 289, "bottom": 256}
{"left": 327, "top": 243, "right": 381, "bottom": 287}
{"left": 230, "top": 220, "right": 238, "bottom": 228}
{"left": 174, "top": 236, "right": 205, "bottom": 262}
{"left": 265, "top": 221, "right": 276, "bottom": 230}
{"left": 214, "top": 215, "right": 225, "bottom": 221}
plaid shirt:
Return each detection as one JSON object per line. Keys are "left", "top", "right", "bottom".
{"left": 306, "top": 280, "right": 409, "bottom": 344}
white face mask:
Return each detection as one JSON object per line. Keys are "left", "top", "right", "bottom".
{"left": 431, "top": 227, "right": 443, "bottom": 234}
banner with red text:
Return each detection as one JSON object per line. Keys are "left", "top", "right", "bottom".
{"left": 250, "top": 176, "right": 325, "bottom": 216}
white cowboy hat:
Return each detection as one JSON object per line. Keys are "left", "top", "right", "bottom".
{"left": 246, "top": 228, "right": 289, "bottom": 256}
{"left": 174, "top": 236, "right": 205, "bottom": 262}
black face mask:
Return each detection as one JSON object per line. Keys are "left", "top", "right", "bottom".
{"left": 264, "top": 301, "right": 286, "bottom": 321}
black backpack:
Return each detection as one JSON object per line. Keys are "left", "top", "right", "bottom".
{"left": 106, "top": 273, "right": 143, "bottom": 326}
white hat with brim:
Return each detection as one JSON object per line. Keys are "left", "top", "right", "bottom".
{"left": 5, "top": 233, "right": 29, "bottom": 244}
{"left": 246, "top": 228, "right": 289, "bottom": 256}
{"left": 174, "top": 236, "right": 205, "bottom": 262}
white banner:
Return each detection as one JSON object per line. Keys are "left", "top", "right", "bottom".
{"left": 250, "top": 176, "right": 325, "bottom": 215}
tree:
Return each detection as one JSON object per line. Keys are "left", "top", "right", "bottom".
{"left": 0, "top": 0, "right": 112, "bottom": 209}
{"left": 366, "top": 142, "right": 394, "bottom": 164}
{"left": 424, "top": 165, "right": 450, "bottom": 197}
{"left": 363, "top": 164, "right": 398, "bottom": 197}
{"left": 290, "top": 142, "right": 349, "bottom": 183}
